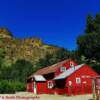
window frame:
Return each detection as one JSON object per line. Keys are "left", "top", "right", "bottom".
{"left": 70, "top": 61, "right": 74, "bottom": 67}
{"left": 76, "top": 77, "right": 81, "bottom": 84}
{"left": 60, "top": 67, "right": 66, "bottom": 72}
{"left": 48, "top": 81, "right": 54, "bottom": 89}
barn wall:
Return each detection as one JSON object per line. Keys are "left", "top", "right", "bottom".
{"left": 27, "top": 80, "right": 55, "bottom": 94}
{"left": 55, "top": 88, "right": 66, "bottom": 95}
{"left": 46, "top": 88, "right": 54, "bottom": 94}
{"left": 65, "top": 65, "right": 97, "bottom": 95}
{"left": 45, "top": 80, "right": 55, "bottom": 94}
{"left": 37, "top": 82, "right": 47, "bottom": 94}
{"left": 27, "top": 82, "right": 34, "bottom": 92}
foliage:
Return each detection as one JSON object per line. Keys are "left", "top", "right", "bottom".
{"left": 12, "top": 81, "right": 26, "bottom": 91}
{"left": 77, "top": 32, "right": 100, "bottom": 61}
{"left": 77, "top": 13, "right": 100, "bottom": 73}
{"left": 0, "top": 48, "right": 6, "bottom": 63}
{"left": 10, "top": 59, "right": 34, "bottom": 82}
{"left": 0, "top": 59, "right": 34, "bottom": 93}
{"left": 0, "top": 80, "right": 15, "bottom": 93}
{"left": 70, "top": 50, "right": 82, "bottom": 64}
{"left": 36, "top": 48, "right": 70, "bottom": 68}
{"left": 77, "top": 13, "right": 100, "bottom": 60}
{"left": 91, "top": 64, "right": 100, "bottom": 74}
{"left": 0, "top": 80, "right": 25, "bottom": 94}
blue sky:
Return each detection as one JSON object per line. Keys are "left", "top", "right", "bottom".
{"left": 0, "top": 0, "right": 100, "bottom": 50}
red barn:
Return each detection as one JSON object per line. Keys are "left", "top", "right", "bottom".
{"left": 27, "top": 59, "right": 97, "bottom": 95}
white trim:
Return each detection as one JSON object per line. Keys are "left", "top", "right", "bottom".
{"left": 76, "top": 77, "right": 81, "bottom": 84}
{"left": 48, "top": 81, "right": 53, "bottom": 89}
{"left": 34, "top": 75, "right": 46, "bottom": 81}
{"left": 70, "top": 61, "right": 74, "bottom": 67}
{"left": 33, "top": 82, "right": 37, "bottom": 94}
{"left": 60, "top": 67, "right": 66, "bottom": 72}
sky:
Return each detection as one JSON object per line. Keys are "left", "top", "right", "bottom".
{"left": 0, "top": 0, "right": 100, "bottom": 50}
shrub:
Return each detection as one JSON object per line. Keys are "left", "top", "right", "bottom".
{"left": 0, "top": 80, "right": 15, "bottom": 93}
{"left": 14, "top": 81, "right": 26, "bottom": 91}
{"left": 0, "top": 80, "right": 26, "bottom": 94}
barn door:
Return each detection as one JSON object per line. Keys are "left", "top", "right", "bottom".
{"left": 33, "top": 82, "right": 37, "bottom": 94}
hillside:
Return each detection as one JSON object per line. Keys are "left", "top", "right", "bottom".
{"left": 0, "top": 28, "right": 60, "bottom": 66}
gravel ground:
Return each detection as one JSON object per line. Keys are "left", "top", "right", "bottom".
{"left": 0, "top": 92, "right": 93, "bottom": 100}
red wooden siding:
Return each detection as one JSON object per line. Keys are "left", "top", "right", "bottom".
{"left": 65, "top": 64, "right": 97, "bottom": 95}
{"left": 27, "top": 82, "right": 34, "bottom": 92}
{"left": 46, "top": 80, "right": 55, "bottom": 94}
{"left": 37, "top": 82, "right": 47, "bottom": 94}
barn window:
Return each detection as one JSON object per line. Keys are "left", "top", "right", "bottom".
{"left": 48, "top": 81, "right": 53, "bottom": 89}
{"left": 70, "top": 61, "right": 74, "bottom": 67}
{"left": 76, "top": 77, "right": 81, "bottom": 84}
{"left": 60, "top": 67, "right": 66, "bottom": 72}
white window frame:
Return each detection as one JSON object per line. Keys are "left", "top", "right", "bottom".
{"left": 48, "top": 81, "right": 53, "bottom": 89}
{"left": 60, "top": 67, "right": 66, "bottom": 72}
{"left": 70, "top": 61, "right": 74, "bottom": 67}
{"left": 76, "top": 77, "right": 81, "bottom": 84}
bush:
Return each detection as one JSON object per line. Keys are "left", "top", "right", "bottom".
{"left": 14, "top": 81, "right": 26, "bottom": 91}
{"left": 0, "top": 80, "right": 26, "bottom": 94}
{"left": 0, "top": 80, "right": 15, "bottom": 93}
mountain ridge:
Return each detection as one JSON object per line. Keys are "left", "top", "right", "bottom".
{"left": 0, "top": 28, "right": 61, "bottom": 66}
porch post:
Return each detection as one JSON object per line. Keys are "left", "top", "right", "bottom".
{"left": 92, "top": 79, "right": 96, "bottom": 100}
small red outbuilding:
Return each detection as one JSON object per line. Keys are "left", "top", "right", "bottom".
{"left": 27, "top": 59, "right": 98, "bottom": 95}
{"left": 27, "top": 75, "right": 47, "bottom": 94}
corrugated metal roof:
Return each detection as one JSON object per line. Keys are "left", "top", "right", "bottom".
{"left": 33, "top": 75, "right": 46, "bottom": 81}
{"left": 54, "top": 64, "right": 85, "bottom": 80}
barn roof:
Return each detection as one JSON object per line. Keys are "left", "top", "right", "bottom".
{"left": 54, "top": 64, "right": 85, "bottom": 80}
{"left": 28, "top": 59, "right": 71, "bottom": 79}
{"left": 33, "top": 75, "right": 46, "bottom": 81}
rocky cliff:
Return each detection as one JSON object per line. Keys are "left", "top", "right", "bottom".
{"left": 0, "top": 28, "right": 60, "bottom": 66}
